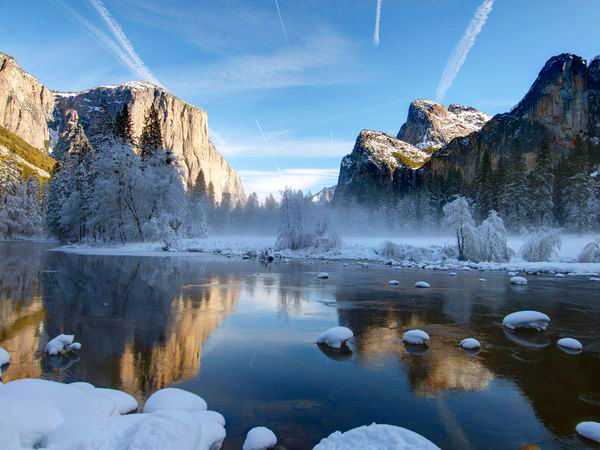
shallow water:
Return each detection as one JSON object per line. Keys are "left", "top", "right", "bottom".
{"left": 1, "top": 241, "right": 600, "bottom": 449}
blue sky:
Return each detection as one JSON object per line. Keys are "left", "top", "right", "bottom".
{"left": 3, "top": 0, "right": 600, "bottom": 199}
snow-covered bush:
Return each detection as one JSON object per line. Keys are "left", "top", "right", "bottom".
{"left": 142, "top": 214, "right": 182, "bottom": 251}
{"left": 477, "top": 210, "right": 512, "bottom": 262}
{"left": 443, "top": 196, "right": 476, "bottom": 261}
{"left": 520, "top": 229, "right": 561, "bottom": 262}
{"left": 378, "top": 241, "right": 457, "bottom": 263}
{"left": 578, "top": 239, "right": 600, "bottom": 263}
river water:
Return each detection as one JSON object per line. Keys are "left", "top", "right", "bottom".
{"left": 1, "top": 241, "right": 599, "bottom": 449}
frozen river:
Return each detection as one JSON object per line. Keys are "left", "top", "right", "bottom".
{"left": 1, "top": 241, "right": 599, "bottom": 448}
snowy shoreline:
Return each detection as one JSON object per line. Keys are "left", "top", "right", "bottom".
{"left": 48, "top": 235, "right": 600, "bottom": 276}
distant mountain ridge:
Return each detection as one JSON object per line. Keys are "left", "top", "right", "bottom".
{"left": 0, "top": 51, "right": 245, "bottom": 204}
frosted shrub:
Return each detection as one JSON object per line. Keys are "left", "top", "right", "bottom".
{"left": 520, "top": 229, "right": 561, "bottom": 262}
{"left": 443, "top": 196, "right": 475, "bottom": 261}
{"left": 578, "top": 239, "right": 600, "bottom": 263}
{"left": 142, "top": 214, "right": 182, "bottom": 251}
{"left": 381, "top": 241, "right": 402, "bottom": 259}
{"left": 477, "top": 211, "right": 512, "bottom": 262}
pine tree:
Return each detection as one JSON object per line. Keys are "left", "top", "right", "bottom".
{"left": 564, "top": 137, "right": 595, "bottom": 233}
{"left": 206, "top": 181, "right": 216, "bottom": 208}
{"left": 475, "top": 150, "right": 495, "bottom": 221}
{"left": 491, "top": 156, "right": 507, "bottom": 213}
{"left": 114, "top": 103, "right": 135, "bottom": 145}
{"left": 501, "top": 141, "right": 530, "bottom": 233}
{"left": 139, "top": 104, "right": 164, "bottom": 160}
{"left": 528, "top": 141, "right": 554, "bottom": 227}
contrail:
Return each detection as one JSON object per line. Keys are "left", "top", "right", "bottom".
{"left": 435, "top": 0, "right": 494, "bottom": 101}
{"left": 88, "top": 0, "right": 161, "bottom": 86}
{"left": 50, "top": 0, "right": 143, "bottom": 79}
{"left": 274, "top": 0, "right": 290, "bottom": 47}
{"left": 373, "top": 0, "right": 382, "bottom": 47}
{"left": 255, "top": 120, "right": 285, "bottom": 185}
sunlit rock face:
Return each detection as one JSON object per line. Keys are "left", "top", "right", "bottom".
{"left": 0, "top": 52, "right": 55, "bottom": 150}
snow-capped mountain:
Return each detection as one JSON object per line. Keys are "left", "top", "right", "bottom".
{"left": 0, "top": 51, "right": 245, "bottom": 204}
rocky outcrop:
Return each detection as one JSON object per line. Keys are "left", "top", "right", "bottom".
{"left": 53, "top": 83, "right": 245, "bottom": 203}
{"left": 0, "top": 52, "right": 245, "bottom": 204}
{"left": 0, "top": 52, "right": 54, "bottom": 151}
{"left": 398, "top": 99, "right": 490, "bottom": 150}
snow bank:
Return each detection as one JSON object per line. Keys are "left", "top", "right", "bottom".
{"left": 243, "top": 426, "right": 277, "bottom": 450}
{"left": 143, "top": 387, "right": 208, "bottom": 413}
{"left": 317, "top": 327, "right": 353, "bottom": 349}
{"left": 557, "top": 338, "right": 583, "bottom": 351}
{"left": 313, "top": 423, "right": 440, "bottom": 450}
{"left": 0, "top": 347, "right": 9, "bottom": 366}
{"left": 414, "top": 281, "right": 430, "bottom": 288}
{"left": 460, "top": 338, "right": 481, "bottom": 350}
{"left": 576, "top": 421, "right": 600, "bottom": 443}
{"left": 44, "top": 334, "right": 80, "bottom": 355}
{"left": 403, "top": 330, "right": 430, "bottom": 345}
{"left": 502, "top": 311, "right": 550, "bottom": 331}
{"left": 510, "top": 276, "right": 527, "bottom": 285}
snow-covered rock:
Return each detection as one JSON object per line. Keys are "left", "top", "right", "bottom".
{"left": 143, "top": 388, "right": 207, "bottom": 414}
{"left": 44, "top": 334, "right": 77, "bottom": 355}
{"left": 0, "top": 347, "right": 9, "bottom": 366}
{"left": 403, "top": 330, "right": 430, "bottom": 345}
{"left": 502, "top": 311, "right": 550, "bottom": 331}
{"left": 414, "top": 281, "right": 430, "bottom": 288}
{"left": 66, "top": 342, "right": 81, "bottom": 352}
{"left": 557, "top": 338, "right": 583, "bottom": 351}
{"left": 576, "top": 421, "right": 600, "bottom": 443}
{"left": 95, "top": 388, "right": 138, "bottom": 414}
{"left": 243, "top": 426, "right": 277, "bottom": 450}
{"left": 317, "top": 272, "right": 329, "bottom": 279}
{"left": 510, "top": 276, "right": 528, "bottom": 285}
{"left": 460, "top": 338, "right": 481, "bottom": 350}
{"left": 479, "top": 278, "right": 486, "bottom": 282}
{"left": 388, "top": 280, "right": 400, "bottom": 286}
{"left": 555, "top": 273, "right": 566, "bottom": 278}
{"left": 507, "top": 271, "right": 518, "bottom": 276}
{"left": 449, "top": 272, "right": 457, "bottom": 276}
{"left": 317, "top": 327, "right": 353, "bottom": 349}
{"left": 313, "top": 423, "right": 440, "bottom": 449}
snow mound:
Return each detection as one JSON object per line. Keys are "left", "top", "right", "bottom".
{"left": 68, "top": 381, "right": 95, "bottom": 391}
{"left": 317, "top": 327, "right": 353, "bottom": 349}
{"left": 388, "top": 280, "right": 400, "bottom": 286}
{"left": 143, "top": 388, "right": 207, "bottom": 414}
{"left": 502, "top": 311, "right": 550, "bottom": 331}
{"left": 479, "top": 278, "right": 486, "bottom": 282}
{"left": 44, "top": 334, "right": 75, "bottom": 355}
{"left": 510, "top": 276, "right": 528, "bottom": 285}
{"left": 460, "top": 338, "right": 481, "bottom": 350}
{"left": 449, "top": 272, "right": 457, "bottom": 276}
{"left": 95, "top": 388, "right": 138, "bottom": 414}
{"left": 66, "top": 342, "right": 81, "bottom": 352}
{"left": 555, "top": 273, "right": 566, "bottom": 278}
{"left": 590, "top": 277, "right": 600, "bottom": 282}
{"left": 0, "top": 347, "right": 9, "bottom": 366}
{"left": 403, "top": 330, "right": 430, "bottom": 345}
{"left": 243, "top": 426, "right": 277, "bottom": 450}
{"left": 194, "top": 410, "right": 226, "bottom": 427}
{"left": 557, "top": 338, "right": 583, "bottom": 351}
{"left": 313, "top": 423, "right": 440, "bottom": 450}
{"left": 507, "top": 271, "right": 517, "bottom": 276}
{"left": 414, "top": 281, "right": 430, "bottom": 288}
{"left": 317, "top": 272, "right": 329, "bottom": 279}
{"left": 576, "top": 421, "right": 600, "bottom": 443}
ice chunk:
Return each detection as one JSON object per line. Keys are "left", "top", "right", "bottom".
{"left": 510, "top": 276, "right": 528, "bottom": 285}
{"left": 460, "top": 338, "right": 481, "bottom": 350}
{"left": 243, "top": 426, "right": 277, "bottom": 450}
{"left": 388, "top": 280, "right": 400, "bottom": 286}
{"left": 414, "top": 281, "right": 430, "bottom": 288}
{"left": 44, "top": 334, "right": 75, "bottom": 355}
{"left": 317, "top": 272, "right": 329, "bottom": 279}
{"left": 143, "top": 388, "right": 207, "bottom": 413}
{"left": 313, "top": 423, "right": 440, "bottom": 449}
{"left": 576, "top": 421, "right": 600, "bottom": 443}
{"left": 557, "top": 338, "right": 583, "bottom": 351}
{"left": 403, "top": 330, "right": 430, "bottom": 345}
{"left": 502, "top": 311, "right": 550, "bottom": 331}
{"left": 317, "top": 326, "right": 353, "bottom": 349}
{"left": 0, "top": 347, "right": 9, "bottom": 366}
{"left": 95, "top": 388, "right": 138, "bottom": 414}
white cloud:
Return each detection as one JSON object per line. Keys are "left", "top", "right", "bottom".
{"left": 239, "top": 168, "right": 339, "bottom": 200}
{"left": 436, "top": 0, "right": 494, "bottom": 101}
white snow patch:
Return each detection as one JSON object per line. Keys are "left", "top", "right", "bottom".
{"left": 317, "top": 272, "right": 329, "bottom": 279}
{"left": 479, "top": 278, "right": 486, "bottom": 282}
{"left": 95, "top": 388, "right": 138, "bottom": 414}
{"left": 0, "top": 347, "right": 9, "bottom": 366}
{"left": 460, "top": 338, "right": 481, "bottom": 349}
{"left": 143, "top": 388, "right": 207, "bottom": 413}
{"left": 403, "top": 330, "right": 430, "bottom": 345}
{"left": 502, "top": 311, "right": 550, "bottom": 331}
{"left": 415, "top": 281, "right": 430, "bottom": 288}
{"left": 510, "top": 276, "right": 527, "bottom": 285}
{"left": 44, "top": 334, "right": 75, "bottom": 355}
{"left": 557, "top": 338, "right": 583, "bottom": 351}
{"left": 576, "top": 421, "right": 600, "bottom": 443}
{"left": 449, "top": 272, "right": 457, "bottom": 276}
{"left": 313, "top": 423, "right": 440, "bottom": 450}
{"left": 317, "top": 327, "right": 353, "bottom": 349}
{"left": 388, "top": 280, "right": 400, "bottom": 286}
{"left": 243, "top": 426, "right": 277, "bottom": 450}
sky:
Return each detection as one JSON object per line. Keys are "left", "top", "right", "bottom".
{"left": 3, "top": 0, "right": 600, "bottom": 200}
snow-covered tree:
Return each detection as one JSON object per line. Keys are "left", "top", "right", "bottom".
{"left": 477, "top": 210, "right": 511, "bottom": 262}
{"left": 501, "top": 143, "right": 530, "bottom": 233}
{"left": 276, "top": 187, "right": 311, "bottom": 250}
{"left": 520, "top": 229, "right": 561, "bottom": 262}
{"left": 443, "top": 196, "right": 476, "bottom": 261}
{"left": 475, "top": 150, "right": 495, "bottom": 221}
{"left": 528, "top": 142, "right": 554, "bottom": 227}
{"left": 578, "top": 239, "right": 600, "bottom": 263}
{"left": 139, "top": 104, "right": 163, "bottom": 160}
{"left": 563, "top": 145, "right": 595, "bottom": 234}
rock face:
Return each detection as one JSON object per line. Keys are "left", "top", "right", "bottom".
{"left": 0, "top": 52, "right": 54, "bottom": 151}
{"left": 425, "top": 53, "right": 600, "bottom": 184}
{"left": 0, "top": 52, "right": 245, "bottom": 204}
{"left": 398, "top": 99, "right": 491, "bottom": 151}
